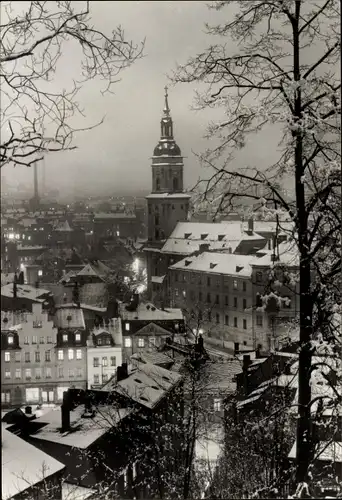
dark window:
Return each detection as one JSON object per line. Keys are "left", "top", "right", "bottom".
{"left": 207, "top": 293, "right": 211, "bottom": 303}
{"left": 173, "top": 177, "right": 178, "bottom": 191}
{"left": 234, "top": 317, "right": 238, "bottom": 328}
{"left": 243, "top": 282, "right": 247, "bottom": 292}
{"left": 25, "top": 352, "right": 30, "bottom": 363}
{"left": 225, "top": 315, "right": 229, "bottom": 326}
{"left": 208, "top": 311, "right": 212, "bottom": 322}
{"left": 234, "top": 297, "right": 238, "bottom": 308}
{"left": 199, "top": 291, "right": 203, "bottom": 302}
{"left": 35, "top": 352, "right": 40, "bottom": 362}
{"left": 225, "top": 295, "right": 228, "bottom": 306}
{"left": 207, "top": 277, "right": 211, "bottom": 286}
{"left": 243, "top": 299, "right": 247, "bottom": 309}
{"left": 155, "top": 215, "right": 159, "bottom": 226}
{"left": 216, "top": 313, "right": 220, "bottom": 324}
{"left": 45, "top": 351, "right": 51, "bottom": 362}
{"left": 256, "top": 272, "right": 263, "bottom": 283}
{"left": 155, "top": 229, "right": 159, "bottom": 239}
{"left": 156, "top": 178, "right": 161, "bottom": 191}
{"left": 256, "top": 315, "right": 263, "bottom": 326}
{"left": 243, "top": 319, "right": 247, "bottom": 330}
{"left": 175, "top": 273, "right": 178, "bottom": 282}
{"left": 215, "top": 294, "right": 219, "bottom": 305}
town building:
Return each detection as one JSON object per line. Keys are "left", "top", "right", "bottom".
{"left": 144, "top": 87, "right": 191, "bottom": 300}
{"left": 1, "top": 282, "right": 54, "bottom": 312}
{"left": 118, "top": 293, "right": 185, "bottom": 361}
{"left": 86, "top": 318, "right": 123, "bottom": 389}
{"left": 2, "top": 363, "right": 184, "bottom": 499}
{"left": 93, "top": 211, "right": 138, "bottom": 240}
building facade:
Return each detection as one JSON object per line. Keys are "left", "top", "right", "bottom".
{"left": 86, "top": 318, "right": 123, "bottom": 389}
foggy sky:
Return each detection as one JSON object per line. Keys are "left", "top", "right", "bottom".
{"left": 4, "top": 1, "right": 282, "bottom": 197}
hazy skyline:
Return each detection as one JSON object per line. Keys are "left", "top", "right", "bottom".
{"left": 3, "top": 1, "right": 282, "bottom": 196}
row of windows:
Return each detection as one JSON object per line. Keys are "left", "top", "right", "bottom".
{"left": 93, "top": 356, "right": 116, "bottom": 367}
{"left": 174, "top": 273, "right": 248, "bottom": 290}
{"left": 93, "top": 373, "right": 114, "bottom": 384}
{"left": 61, "top": 333, "right": 82, "bottom": 342}
{"left": 22, "top": 335, "right": 54, "bottom": 344}
{"left": 4, "top": 349, "right": 83, "bottom": 363}
{"left": 191, "top": 311, "right": 263, "bottom": 328}
{"left": 4, "top": 367, "right": 84, "bottom": 380}
{"left": 123, "top": 337, "right": 157, "bottom": 348}
{"left": 175, "top": 289, "right": 248, "bottom": 308}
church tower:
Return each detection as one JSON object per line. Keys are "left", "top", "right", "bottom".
{"left": 146, "top": 87, "right": 190, "bottom": 242}
{"left": 145, "top": 88, "right": 191, "bottom": 300}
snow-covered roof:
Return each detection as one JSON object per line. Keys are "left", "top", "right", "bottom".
{"left": 170, "top": 252, "right": 254, "bottom": 277}
{"left": 1, "top": 273, "right": 15, "bottom": 287}
{"left": 131, "top": 351, "right": 174, "bottom": 367}
{"left": 245, "top": 220, "right": 294, "bottom": 235}
{"left": 31, "top": 405, "right": 132, "bottom": 449}
{"left": 151, "top": 275, "right": 165, "bottom": 284}
{"left": 1, "top": 283, "right": 52, "bottom": 302}
{"left": 103, "top": 361, "right": 182, "bottom": 409}
{"left": 17, "top": 244, "right": 46, "bottom": 251}
{"left": 62, "top": 483, "right": 96, "bottom": 500}
{"left": 55, "top": 308, "right": 85, "bottom": 329}
{"left": 119, "top": 302, "right": 184, "bottom": 321}
{"left": 251, "top": 240, "right": 299, "bottom": 267}
{"left": 54, "top": 220, "right": 73, "bottom": 232}
{"left": 2, "top": 426, "right": 65, "bottom": 500}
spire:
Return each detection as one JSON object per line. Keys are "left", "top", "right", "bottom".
{"left": 163, "top": 85, "right": 170, "bottom": 116}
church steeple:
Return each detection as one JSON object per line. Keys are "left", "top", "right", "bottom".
{"left": 160, "top": 86, "right": 173, "bottom": 139}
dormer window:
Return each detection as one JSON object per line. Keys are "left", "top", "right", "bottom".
{"left": 125, "top": 323, "right": 130, "bottom": 332}
{"left": 210, "top": 263, "right": 217, "bottom": 269}
{"left": 201, "top": 234, "right": 208, "bottom": 240}
{"left": 184, "top": 233, "right": 191, "bottom": 239}
{"left": 62, "top": 334, "right": 68, "bottom": 342}
{"left": 7, "top": 335, "right": 13, "bottom": 345}
{"left": 75, "top": 333, "right": 81, "bottom": 342}
{"left": 218, "top": 235, "right": 224, "bottom": 241}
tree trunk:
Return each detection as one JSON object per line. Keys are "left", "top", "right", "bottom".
{"left": 293, "top": 0, "right": 313, "bottom": 485}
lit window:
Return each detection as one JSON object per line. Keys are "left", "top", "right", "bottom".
{"left": 138, "top": 338, "right": 145, "bottom": 348}
{"left": 76, "top": 349, "right": 82, "bottom": 360}
{"left": 233, "top": 280, "right": 238, "bottom": 290}
{"left": 214, "top": 398, "right": 221, "bottom": 411}
{"left": 5, "top": 370, "right": 11, "bottom": 379}
{"left": 7, "top": 336, "right": 13, "bottom": 345}
{"left": 38, "top": 270, "right": 43, "bottom": 276}
{"left": 5, "top": 352, "right": 10, "bottom": 362}
{"left": 124, "top": 338, "right": 132, "bottom": 348}
{"left": 15, "top": 369, "right": 21, "bottom": 379}
{"left": 75, "top": 333, "right": 81, "bottom": 342}
{"left": 102, "top": 357, "right": 108, "bottom": 367}
{"left": 58, "top": 350, "right": 64, "bottom": 361}
{"left": 68, "top": 349, "right": 74, "bottom": 360}
{"left": 93, "top": 357, "right": 99, "bottom": 367}
{"left": 25, "top": 368, "right": 31, "bottom": 379}
{"left": 125, "top": 323, "right": 130, "bottom": 331}
{"left": 62, "top": 334, "right": 68, "bottom": 342}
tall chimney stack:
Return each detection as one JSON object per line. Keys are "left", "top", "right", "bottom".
{"left": 61, "top": 391, "right": 71, "bottom": 432}
{"left": 34, "top": 162, "right": 39, "bottom": 202}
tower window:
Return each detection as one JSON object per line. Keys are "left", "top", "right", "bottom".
{"left": 173, "top": 177, "right": 178, "bottom": 191}
{"left": 155, "top": 229, "right": 159, "bottom": 240}
{"left": 155, "top": 215, "right": 159, "bottom": 226}
{"left": 156, "top": 177, "right": 161, "bottom": 191}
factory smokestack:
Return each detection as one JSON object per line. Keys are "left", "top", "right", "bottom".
{"left": 34, "top": 162, "right": 39, "bottom": 202}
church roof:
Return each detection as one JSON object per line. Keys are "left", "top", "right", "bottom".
{"left": 153, "top": 140, "right": 181, "bottom": 157}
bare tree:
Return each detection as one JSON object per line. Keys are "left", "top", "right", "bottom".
{"left": 172, "top": 0, "right": 341, "bottom": 491}
{"left": 0, "top": 1, "right": 144, "bottom": 168}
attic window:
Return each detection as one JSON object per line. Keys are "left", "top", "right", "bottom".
{"left": 151, "top": 307, "right": 156, "bottom": 311}
{"left": 185, "top": 260, "right": 192, "bottom": 267}
{"left": 200, "top": 234, "right": 208, "bottom": 240}
{"left": 140, "top": 396, "right": 149, "bottom": 402}
{"left": 66, "top": 315, "right": 72, "bottom": 321}
{"left": 146, "top": 305, "right": 150, "bottom": 310}
{"left": 210, "top": 263, "right": 217, "bottom": 269}
{"left": 236, "top": 266, "right": 243, "bottom": 272}
{"left": 134, "top": 378, "right": 143, "bottom": 384}
{"left": 184, "top": 233, "right": 191, "bottom": 239}
{"left": 3, "top": 317, "right": 8, "bottom": 323}
{"left": 150, "top": 385, "right": 160, "bottom": 391}
{"left": 218, "top": 235, "right": 224, "bottom": 241}
{"left": 162, "top": 376, "right": 170, "bottom": 382}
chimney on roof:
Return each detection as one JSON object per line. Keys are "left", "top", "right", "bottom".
{"left": 234, "top": 342, "right": 240, "bottom": 356}
{"left": 248, "top": 218, "right": 254, "bottom": 232}
{"left": 25, "top": 406, "right": 32, "bottom": 415}
{"left": 242, "top": 355, "right": 252, "bottom": 395}
{"left": 256, "top": 344, "right": 262, "bottom": 359}
{"left": 117, "top": 362, "right": 129, "bottom": 382}
{"left": 61, "top": 390, "right": 71, "bottom": 432}
{"left": 13, "top": 278, "right": 17, "bottom": 299}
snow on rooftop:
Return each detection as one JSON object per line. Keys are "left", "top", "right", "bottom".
{"left": 1, "top": 283, "right": 52, "bottom": 301}
{"left": 145, "top": 193, "right": 191, "bottom": 199}
{"left": 102, "top": 361, "right": 182, "bottom": 409}
{"left": 119, "top": 302, "right": 183, "bottom": 321}
{"left": 170, "top": 252, "right": 254, "bottom": 277}
{"left": 94, "top": 212, "right": 136, "bottom": 219}
{"left": 151, "top": 275, "right": 165, "bottom": 284}
{"left": 32, "top": 405, "right": 132, "bottom": 449}
{"left": 62, "top": 483, "right": 96, "bottom": 500}
{"left": 55, "top": 308, "right": 85, "bottom": 329}
{"left": 251, "top": 240, "right": 299, "bottom": 267}
{"left": 2, "top": 426, "right": 65, "bottom": 500}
